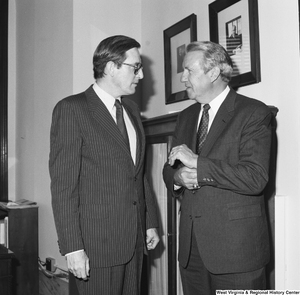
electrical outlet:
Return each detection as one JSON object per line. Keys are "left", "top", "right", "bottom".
{"left": 46, "top": 257, "right": 56, "bottom": 272}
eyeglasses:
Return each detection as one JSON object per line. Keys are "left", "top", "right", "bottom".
{"left": 122, "top": 63, "right": 143, "bottom": 75}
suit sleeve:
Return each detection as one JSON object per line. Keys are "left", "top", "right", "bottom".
{"left": 144, "top": 175, "right": 159, "bottom": 229}
{"left": 197, "top": 104, "right": 272, "bottom": 195}
{"left": 49, "top": 100, "right": 84, "bottom": 255}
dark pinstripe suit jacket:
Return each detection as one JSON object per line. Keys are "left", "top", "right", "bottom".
{"left": 163, "top": 89, "right": 272, "bottom": 274}
{"left": 49, "top": 86, "right": 158, "bottom": 268}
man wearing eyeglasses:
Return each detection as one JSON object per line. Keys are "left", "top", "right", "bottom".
{"left": 49, "top": 35, "right": 159, "bottom": 295}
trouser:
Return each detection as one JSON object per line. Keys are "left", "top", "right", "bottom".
{"left": 180, "top": 230, "right": 266, "bottom": 295}
{"left": 76, "top": 222, "right": 144, "bottom": 295}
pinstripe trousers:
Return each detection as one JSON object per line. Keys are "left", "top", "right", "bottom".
{"left": 76, "top": 220, "right": 144, "bottom": 295}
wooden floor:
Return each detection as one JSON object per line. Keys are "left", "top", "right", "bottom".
{"left": 39, "top": 271, "right": 68, "bottom": 295}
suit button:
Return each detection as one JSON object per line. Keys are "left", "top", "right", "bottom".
{"left": 133, "top": 201, "right": 137, "bottom": 205}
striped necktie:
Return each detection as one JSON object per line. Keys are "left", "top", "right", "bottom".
{"left": 196, "top": 104, "right": 210, "bottom": 154}
{"left": 115, "top": 99, "right": 130, "bottom": 149}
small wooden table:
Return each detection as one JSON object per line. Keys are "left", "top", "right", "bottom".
{"left": 0, "top": 245, "right": 14, "bottom": 295}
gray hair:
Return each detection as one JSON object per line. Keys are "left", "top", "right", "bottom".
{"left": 186, "top": 41, "right": 233, "bottom": 83}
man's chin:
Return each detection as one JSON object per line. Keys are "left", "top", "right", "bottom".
{"left": 125, "top": 90, "right": 136, "bottom": 97}
{"left": 130, "top": 84, "right": 138, "bottom": 92}
{"left": 186, "top": 89, "right": 196, "bottom": 100}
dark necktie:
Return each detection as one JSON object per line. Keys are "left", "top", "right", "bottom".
{"left": 196, "top": 104, "right": 210, "bottom": 154}
{"left": 115, "top": 99, "right": 130, "bottom": 149}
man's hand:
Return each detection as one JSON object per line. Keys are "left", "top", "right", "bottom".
{"left": 174, "top": 166, "right": 198, "bottom": 190}
{"left": 168, "top": 144, "right": 198, "bottom": 168}
{"left": 146, "top": 228, "right": 160, "bottom": 250}
{"left": 66, "top": 250, "right": 90, "bottom": 280}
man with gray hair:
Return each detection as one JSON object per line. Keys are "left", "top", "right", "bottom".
{"left": 163, "top": 41, "right": 271, "bottom": 293}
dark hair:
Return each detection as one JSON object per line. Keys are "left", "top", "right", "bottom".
{"left": 186, "top": 41, "right": 233, "bottom": 83}
{"left": 93, "top": 35, "right": 141, "bottom": 79}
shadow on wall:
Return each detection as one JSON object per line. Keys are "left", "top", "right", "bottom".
{"left": 129, "top": 55, "right": 156, "bottom": 115}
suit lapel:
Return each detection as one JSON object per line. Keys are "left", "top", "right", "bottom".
{"left": 85, "top": 86, "right": 132, "bottom": 158}
{"left": 187, "top": 103, "right": 202, "bottom": 153}
{"left": 201, "top": 89, "right": 236, "bottom": 156}
{"left": 122, "top": 100, "right": 144, "bottom": 172}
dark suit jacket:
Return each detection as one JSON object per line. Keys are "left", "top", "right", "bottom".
{"left": 163, "top": 88, "right": 272, "bottom": 274}
{"left": 49, "top": 86, "right": 158, "bottom": 268}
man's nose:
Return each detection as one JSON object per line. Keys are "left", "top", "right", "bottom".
{"left": 137, "top": 68, "right": 144, "bottom": 79}
{"left": 181, "top": 70, "right": 187, "bottom": 83}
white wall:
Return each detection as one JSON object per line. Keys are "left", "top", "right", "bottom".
{"left": 72, "top": 0, "right": 142, "bottom": 93}
{"left": 8, "top": 0, "right": 300, "bottom": 288}
{"left": 9, "top": 0, "right": 74, "bottom": 270}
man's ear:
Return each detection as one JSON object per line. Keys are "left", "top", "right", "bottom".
{"left": 209, "top": 67, "right": 221, "bottom": 83}
{"left": 105, "top": 61, "right": 116, "bottom": 77}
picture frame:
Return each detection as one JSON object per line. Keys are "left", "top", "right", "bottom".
{"left": 209, "top": 0, "right": 260, "bottom": 89}
{"left": 163, "top": 14, "right": 197, "bottom": 104}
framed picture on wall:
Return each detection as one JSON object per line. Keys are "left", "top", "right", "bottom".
{"left": 163, "top": 14, "right": 197, "bottom": 104}
{"left": 209, "top": 0, "right": 260, "bottom": 89}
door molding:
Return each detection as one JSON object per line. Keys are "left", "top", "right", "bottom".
{"left": 0, "top": 0, "right": 8, "bottom": 201}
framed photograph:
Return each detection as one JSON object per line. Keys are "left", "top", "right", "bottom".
{"left": 164, "top": 14, "right": 197, "bottom": 104}
{"left": 209, "top": 0, "right": 260, "bottom": 88}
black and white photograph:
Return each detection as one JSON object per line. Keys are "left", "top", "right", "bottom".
{"left": 209, "top": 0, "right": 261, "bottom": 88}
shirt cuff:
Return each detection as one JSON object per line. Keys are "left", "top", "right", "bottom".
{"left": 174, "top": 184, "right": 182, "bottom": 190}
{"left": 65, "top": 249, "right": 84, "bottom": 257}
